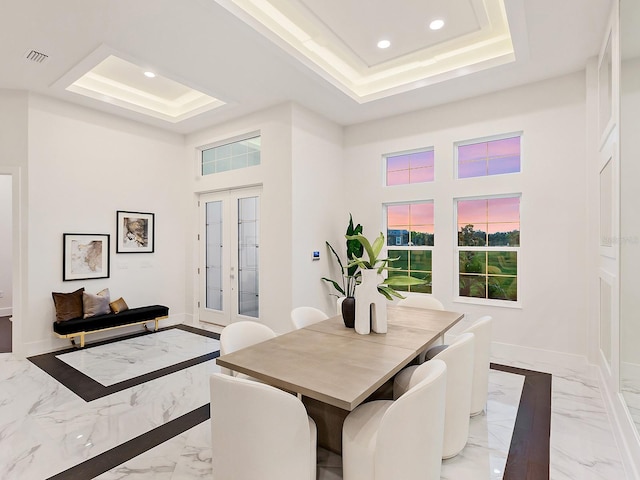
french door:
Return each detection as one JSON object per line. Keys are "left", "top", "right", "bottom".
{"left": 199, "top": 187, "right": 261, "bottom": 326}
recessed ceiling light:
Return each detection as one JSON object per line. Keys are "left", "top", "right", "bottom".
{"left": 429, "top": 19, "right": 445, "bottom": 30}
{"left": 143, "top": 71, "right": 156, "bottom": 78}
{"left": 377, "top": 39, "right": 391, "bottom": 49}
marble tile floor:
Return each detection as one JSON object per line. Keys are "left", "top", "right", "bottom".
{"left": 0, "top": 324, "right": 631, "bottom": 480}
{"left": 56, "top": 329, "right": 221, "bottom": 386}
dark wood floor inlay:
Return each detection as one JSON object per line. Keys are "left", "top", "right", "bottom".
{"left": 28, "top": 324, "right": 220, "bottom": 402}
{"left": 491, "top": 363, "right": 552, "bottom": 480}
{"left": 0, "top": 315, "right": 11, "bottom": 353}
{"left": 46, "top": 404, "right": 211, "bottom": 480}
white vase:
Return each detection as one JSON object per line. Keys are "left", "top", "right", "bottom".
{"left": 355, "top": 269, "right": 388, "bottom": 334}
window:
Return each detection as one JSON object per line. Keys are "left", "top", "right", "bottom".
{"left": 386, "top": 202, "right": 434, "bottom": 293}
{"left": 201, "top": 135, "right": 261, "bottom": 176}
{"left": 456, "top": 196, "right": 520, "bottom": 302}
{"left": 385, "top": 148, "right": 434, "bottom": 186}
{"left": 456, "top": 135, "right": 521, "bottom": 179}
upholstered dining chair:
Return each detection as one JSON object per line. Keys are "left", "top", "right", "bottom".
{"left": 342, "top": 359, "right": 447, "bottom": 480}
{"left": 396, "top": 295, "right": 445, "bottom": 310}
{"left": 210, "top": 373, "right": 317, "bottom": 480}
{"left": 290, "top": 306, "right": 329, "bottom": 330}
{"left": 425, "top": 316, "right": 493, "bottom": 416}
{"left": 219, "top": 321, "right": 276, "bottom": 377}
{"left": 394, "top": 332, "right": 475, "bottom": 459}
{"left": 397, "top": 295, "right": 445, "bottom": 363}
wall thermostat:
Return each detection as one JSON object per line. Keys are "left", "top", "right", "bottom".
{"left": 312, "top": 251, "right": 320, "bottom": 261}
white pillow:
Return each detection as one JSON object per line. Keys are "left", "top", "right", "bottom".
{"left": 83, "top": 289, "right": 111, "bottom": 318}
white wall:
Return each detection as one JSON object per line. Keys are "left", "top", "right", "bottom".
{"left": 186, "top": 104, "right": 295, "bottom": 334}
{"left": 343, "top": 72, "right": 589, "bottom": 356}
{"left": 25, "top": 94, "right": 187, "bottom": 354}
{"left": 0, "top": 175, "right": 11, "bottom": 316}
{"left": 290, "top": 104, "right": 345, "bottom": 316}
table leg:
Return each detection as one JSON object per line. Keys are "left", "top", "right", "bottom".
{"left": 301, "top": 378, "right": 395, "bottom": 455}
{"left": 302, "top": 396, "right": 349, "bottom": 454}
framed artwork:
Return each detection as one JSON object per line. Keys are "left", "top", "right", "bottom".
{"left": 63, "top": 233, "right": 110, "bottom": 281}
{"left": 116, "top": 211, "right": 155, "bottom": 253}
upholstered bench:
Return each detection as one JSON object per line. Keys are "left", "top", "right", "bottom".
{"left": 53, "top": 305, "right": 169, "bottom": 348}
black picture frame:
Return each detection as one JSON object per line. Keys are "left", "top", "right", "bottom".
{"left": 116, "top": 211, "right": 155, "bottom": 253}
{"left": 63, "top": 233, "right": 110, "bottom": 281}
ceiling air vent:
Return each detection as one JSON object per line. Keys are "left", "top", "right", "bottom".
{"left": 25, "top": 50, "right": 48, "bottom": 63}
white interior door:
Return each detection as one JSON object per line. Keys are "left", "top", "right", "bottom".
{"left": 199, "top": 187, "right": 261, "bottom": 326}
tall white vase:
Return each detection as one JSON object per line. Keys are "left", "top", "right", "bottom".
{"left": 355, "top": 269, "right": 388, "bottom": 334}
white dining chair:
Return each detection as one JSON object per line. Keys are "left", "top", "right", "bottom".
{"left": 397, "top": 294, "right": 445, "bottom": 363}
{"left": 394, "top": 332, "right": 475, "bottom": 459}
{"left": 396, "top": 295, "right": 444, "bottom": 311}
{"left": 291, "top": 306, "right": 329, "bottom": 330}
{"left": 210, "top": 373, "right": 317, "bottom": 480}
{"left": 219, "top": 321, "right": 276, "bottom": 377}
{"left": 425, "top": 316, "right": 493, "bottom": 416}
{"left": 342, "top": 359, "right": 447, "bottom": 480}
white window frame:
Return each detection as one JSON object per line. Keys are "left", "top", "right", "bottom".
{"left": 384, "top": 201, "right": 435, "bottom": 295}
{"left": 454, "top": 193, "right": 522, "bottom": 308}
{"left": 383, "top": 146, "right": 435, "bottom": 187}
{"left": 454, "top": 131, "right": 523, "bottom": 180}
{"left": 199, "top": 131, "right": 261, "bottom": 177}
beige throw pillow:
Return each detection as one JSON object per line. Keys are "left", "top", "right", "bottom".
{"left": 83, "top": 289, "right": 111, "bottom": 318}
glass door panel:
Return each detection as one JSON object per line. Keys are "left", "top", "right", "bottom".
{"left": 238, "top": 196, "right": 259, "bottom": 318}
{"left": 199, "top": 187, "right": 261, "bottom": 326}
{"left": 205, "top": 201, "right": 223, "bottom": 311}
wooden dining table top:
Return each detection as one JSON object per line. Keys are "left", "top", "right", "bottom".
{"left": 215, "top": 305, "right": 464, "bottom": 411}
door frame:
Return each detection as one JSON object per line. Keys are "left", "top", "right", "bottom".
{"left": 0, "top": 167, "right": 23, "bottom": 357}
{"left": 198, "top": 186, "right": 262, "bottom": 326}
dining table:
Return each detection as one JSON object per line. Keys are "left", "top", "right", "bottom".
{"left": 215, "top": 305, "right": 464, "bottom": 453}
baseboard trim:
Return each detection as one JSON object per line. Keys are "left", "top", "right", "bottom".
{"left": 491, "top": 341, "right": 592, "bottom": 371}
{"left": 0, "top": 307, "right": 12, "bottom": 317}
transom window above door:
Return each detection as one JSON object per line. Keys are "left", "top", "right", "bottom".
{"left": 201, "top": 134, "right": 261, "bottom": 176}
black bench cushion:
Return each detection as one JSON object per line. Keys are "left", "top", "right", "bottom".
{"left": 53, "top": 305, "right": 169, "bottom": 335}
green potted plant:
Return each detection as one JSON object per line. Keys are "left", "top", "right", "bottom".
{"left": 345, "top": 232, "right": 426, "bottom": 299}
{"left": 321, "top": 215, "right": 363, "bottom": 327}
{"left": 346, "top": 232, "right": 427, "bottom": 334}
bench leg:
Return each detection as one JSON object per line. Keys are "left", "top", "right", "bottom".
{"left": 154, "top": 319, "right": 159, "bottom": 331}
{"left": 80, "top": 333, "right": 85, "bottom": 348}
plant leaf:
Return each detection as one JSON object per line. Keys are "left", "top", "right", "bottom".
{"left": 346, "top": 234, "right": 376, "bottom": 265}
{"left": 371, "top": 232, "right": 385, "bottom": 258}
{"left": 377, "top": 285, "right": 405, "bottom": 300}
{"left": 321, "top": 277, "right": 345, "bottom": 296}
{"left": 382, "top": 276, "right": 428, "bottom": 286}
{"left": 325, "top": 241, "right": 344, "bottom": 272}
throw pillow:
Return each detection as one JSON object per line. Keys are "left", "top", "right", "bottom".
{"left": 83, "top": 289, "right": 111, "bottom": 318}
{"left": 52, "top": 288, "right": 85, "bottom": 322}
{"left": 109, "top": 297, "right": 129, "bottom": 314}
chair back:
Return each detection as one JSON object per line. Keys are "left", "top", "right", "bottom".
{"left": 463, "top": 316, "right": 493, "bottom": 415}
{"left": 219, "top": 321, "right": 276, "bottom": 376}
{"left": 432, "top": 332, "right": 475, "bottom": 458}
{"left": 291, "top": 306, "right": 328, "bottom": 329}
{"left": 210, "top": 373, "right": 316, "bottom": 480}
{"left": 397, "top": 295, "right": 444, "bottom": 310}
{"left": 376, "top": 360, "right": 447, "bottom": 479}
{"left": 397, "top": 295, "right": 445, "bottom": 363}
